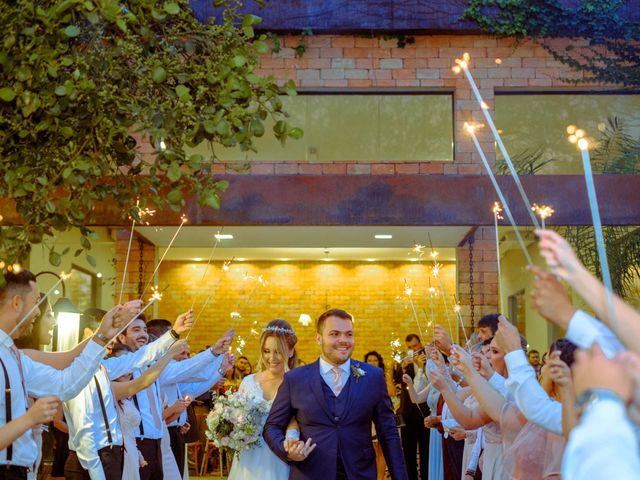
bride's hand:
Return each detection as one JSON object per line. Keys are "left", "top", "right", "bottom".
{"left": 285, "top": 438, "right": 316, "bottom": 461}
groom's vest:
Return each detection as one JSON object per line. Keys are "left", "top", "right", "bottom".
{"left": 320, "top": 376, "right": 351, "bottom": 422}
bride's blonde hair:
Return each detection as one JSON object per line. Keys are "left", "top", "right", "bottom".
{"left": 257, "top": 319, "right": 298, "bottom": 372}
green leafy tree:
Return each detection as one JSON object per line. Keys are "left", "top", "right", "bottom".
{"left": 0, "top": 0, "right": 301, "bottom": 270}
{"left": 464, "top": 0, "right": 640, "bottom": 87}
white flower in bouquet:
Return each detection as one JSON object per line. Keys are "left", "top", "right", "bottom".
{"left": 205, "top": 390, "right": 270, "bottom": 454}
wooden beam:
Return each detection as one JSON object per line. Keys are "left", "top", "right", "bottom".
{"left": 4, "top": 174, "right": 635, "bottom": 227}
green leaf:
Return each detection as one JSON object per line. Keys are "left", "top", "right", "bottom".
{"left": 203, "top": 120, "right": 216, "bottom": 134}
{"left": 204, "top": 193, "right": 220, "bottom": 209}
{"left": 288, "top": 127, "right": 304, "bottom": 139}
{"left": 253, "top": 40, "right": 269, "bottom": 54}
{"left": 55, "top": 85, "right": 67, "bottom": 96}
{"left": 60, "top": 126, "right": 74, "bottom": 138}
{"left": 80, "top": 235, "right": 91, "bottom": 250}
{"left": 175, "top": 84, "right": 190, "bottom": 99}
{"left": 49, "top": 250, "right": 62, "bottom": 267}
{"left": 167, "top": 189, "right": 182, "bottom": 204}
{"left": 45, "top": 201, "right": 56, "bottom": 213}
{"left": 152, "top": 66, "right": 167, "bottom": 83}
{"left": 164, "top": 2, "right": 180, "bottom": 15}
{"left": 231, "top": 55, "right": 246, "bottom": 67}
{"left": 86, "top": 254, "right": 97, "bottom": 268}
{"left": 63, "top": 25, "right": 81, "bottom": 37}
{"left": 167, "top": 163, "right": 181, "bottom": 182}
{"left": 0, "top": 87, "right": 16, "bottom": 102}
{"left": 74, "top": 249, "right": 83, "bottom": 257}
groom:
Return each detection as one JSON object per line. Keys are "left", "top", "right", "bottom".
{"left": 264, "top": 309, "right": 408, "bottom": 480}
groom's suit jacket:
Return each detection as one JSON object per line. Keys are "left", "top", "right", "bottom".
{"left": 263, "top": 359, "right": 408, "bottom": 480}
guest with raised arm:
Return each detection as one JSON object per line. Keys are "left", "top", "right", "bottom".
{"left": 0, "top": 270, "right": 136, "bottom": 480}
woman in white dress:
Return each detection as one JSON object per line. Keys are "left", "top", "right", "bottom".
{"left": 228, "top": 319, "right": 299, "bottom": 480}
{"left": 109, "top": 340, "right": 189, "bottom": 479}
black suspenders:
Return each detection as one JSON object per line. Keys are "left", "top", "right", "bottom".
{"left": 0, "top": 357, "right": 13, "bottom": 461}
{"left": 131, "top": 392, "right": 145, "bottom": 436}
{"left": 93, "top": 376, "right": 113, "bottom": 445}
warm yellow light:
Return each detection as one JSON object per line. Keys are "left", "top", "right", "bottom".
{"left": 481, "top": 101, "right": 489, "bottom": 110}
{"left": 575, "top": 129, "right": 585, "bottom": 139}
{"left": 12, "top": 264, "right": 22, "bottom": 273}
{"left": 429, "top": 287, "right": 436, "bottom": 294}
{"left": 568, "top": 135, "right": 578, "bottom": 144}
{"left": 430, "top": 251, "right": 439, "bottom": 259}
{"left": 404, "top": 286, "right": 413, "bottom": 296}
{"left": 566, "top": 125, "right": 576, "bottom": 135}
{"left": 452, "top": 65, "right": 462, "bottom": 74}
{"left": 60, "top": 271, "right": 71, "bottom": 280}
{"left": 0, "top": 261, "right": 5, "bottom": 269}
{"left": 463, "top": 52, "right": 470, "bottom": 62}
{"left": 454, "top": 304, "right": 461, "bottom": 313}
{"left": 578, "top": 138, "right": 589, "bottom": 150}
{"left": 495, "top": 58, "right": 502, "bottom": 65}
{"left": 460, "top": 60, "right": 468, "bottom": 69}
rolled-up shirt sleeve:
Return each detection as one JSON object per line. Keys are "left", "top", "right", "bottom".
{"left": 566, "top": 310, "right": 624, "bottom": 358}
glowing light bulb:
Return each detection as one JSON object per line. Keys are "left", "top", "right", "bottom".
{"left": 568, "top": 135, "right": 578, "bottom": 144}
{"left": 12, "top": 264, "right": 22, "bottom": 273}
{"left": 566, "top": 125, "right": 576, "bottom": 135}
{"left": 495, "top": 58, "right": 502, "bottom": 65}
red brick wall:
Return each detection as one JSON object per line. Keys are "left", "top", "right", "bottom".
{"left": 207, "top": 35, "right": 596, "bottom": 177}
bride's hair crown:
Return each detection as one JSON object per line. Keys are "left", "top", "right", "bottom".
{"left": 262, "top": 325, "right": 295, "bottom": 335}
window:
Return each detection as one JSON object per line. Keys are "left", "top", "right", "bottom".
{"left": 206, "top": 93, "right": 454, "bottom": 162}
{"left": 495, "top": 93, "right": 640, "bottom": 174}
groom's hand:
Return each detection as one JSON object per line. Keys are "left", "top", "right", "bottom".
{"left": 285, "top": 438, "right": 316, "bottom": 461}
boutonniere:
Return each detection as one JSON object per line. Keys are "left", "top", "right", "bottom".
{"left": 351, "top": 363, "right": 366, "bottom": 382}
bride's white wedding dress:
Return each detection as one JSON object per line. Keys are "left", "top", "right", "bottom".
{"left": 227, "top": 374, "right": 290, "bottom": 480}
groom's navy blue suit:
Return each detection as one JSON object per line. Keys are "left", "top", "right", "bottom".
{"left": 264, "top": 359, "right": 408, "bottom": 480}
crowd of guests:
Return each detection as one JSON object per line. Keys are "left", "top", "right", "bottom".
{"left": 0, "top": 269, "right": 237, "bottom": 480}
{"left": 362, "top": 229, "right": 640, "bottom": 479}
{"left": 1, "top": 228, "right": 640, "bottom": 480}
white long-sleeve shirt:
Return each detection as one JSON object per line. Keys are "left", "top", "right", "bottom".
{"left": 161, "top": 360, "right": 223, "bottom": 427}
{"left": 63, "top": 330, "right": 175, "bottom": 479}
{"left": 566, "top": 310, "right": 624, "bottom": 358}
{"left": 563, "top": 398, "right": 640, "bottom": 479}
{"left": 0, "top": 329, "right": 105, "bottom": 468}
{"left": 504, "top": 349, "right": 562, "bottom": 435}
{"left": 133, "top": 349, "right": 221, "bottom": 439}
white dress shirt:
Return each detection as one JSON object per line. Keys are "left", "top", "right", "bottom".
{"left": 0, "top": 329, "right": 105, "bottom": 468}
{"left": 161, "top": 361, "right": 223, "bottom": 427}
{"left": 133, "top": 349, "right": 221, "bottom": 439}
{"left": 563, "top": 398, "right": 640, "bottom": 479}
{"left": 319, "top": 357, "right": 350, "bottom": 395}
{"left": 504, "top": 349, "right": 562, "bottom": 435}
{"left": 566, "top": 310, "right": 624, "bottom": 358}
{"left": 488, "top": 371, "right": 508, "bottom": 397}
{"left": 64, "top": 330, "right": 175, "bottom": 479}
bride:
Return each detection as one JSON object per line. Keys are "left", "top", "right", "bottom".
{"left": 228, "top": 319, "right": 299, "bottom": 480}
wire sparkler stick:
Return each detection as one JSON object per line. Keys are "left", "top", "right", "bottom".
{"left": 466, "top": 123, "right": 534, "bottom": 265}
{"left": 567, "top": 126, "right": 617, "bottom": 328}
{"left": 403, "top": 278, "right": 426, "bottom": 342}
{"left": 9, "top": 272, "right": 71, "bottom": 337}
{"left": 189, "top": 228, "right": 223, "bottom": 312}
{"left": 106, "top": 287, "right": 164, "bottom": 346}
{"left": 427, "top": 234, "right": 455, "bottom": 341}
{"left": 493, "top": 202, "right": 506, "bottom": 314}
{"left": 140, "top": 214, "right": 187, "bottom": 300}
{"left": 187, "top": 260, "right": 233, "bottom": 340}
{"left": 453, "top": 53, "right": 540, "bottom": 229}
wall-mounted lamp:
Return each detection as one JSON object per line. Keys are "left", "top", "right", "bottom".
{"left": 36, "top": 271, "right": 80, "bottom": 352}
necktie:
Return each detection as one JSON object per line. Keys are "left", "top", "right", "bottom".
{"left": 331, "top": 366, "right": 343, "bottom": 396}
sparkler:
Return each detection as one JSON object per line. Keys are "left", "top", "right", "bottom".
{"left": 493, "top": 202, "right": 506, "bottom": 314}
{"left": 189, "top": 228, "right": 224, "bottom": 311}
{"left": 532, "top": 204, "right": 554, "bottom": 230}
{"left": 10, "top": 271, "right": 71, "bottom": 337}
{"left": 403, "top": 278, "right": 425, "bottom": 341}
{"left": 140, "top": 214, "right": 187, "bottom": 300}
{"left": 568, "top": 126, "right": 617, "bottom": 328}
{"left": 427, "top": 234, "right": 455, "bottom": 342}
{"left": 466, "top": 123, "right": 533, "bottom": 265}
{"left": 452, "top": 52, "right": 540, "bottom": 229}
{"left": 118, "top": 201, "right": 155, "bottom": 304}
{"left": 186, "top": 260, "right": 233, "bottom": 340}
{"left": 107, "top": 287, "right": 163, "bottom": 345}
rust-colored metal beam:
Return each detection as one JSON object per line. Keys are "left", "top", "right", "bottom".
{"left": 3, "top": 175, "right": 640, "bottom": 227}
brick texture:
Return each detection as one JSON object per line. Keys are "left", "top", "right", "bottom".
{"left": 154, "top": 260, "right": 456, "bottom": 365}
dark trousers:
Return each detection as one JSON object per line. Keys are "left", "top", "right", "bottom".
{"left": 52, "top": 428, "right": 69, "bottom": 476}
{"left": 400, "top": 417, "right": 429, "bottom": 480}
{"left": 167, "top": 426, "right": 185, "bottom": 477}
{"left": 444, "top": 436, "right": 465, "bottom": 480}
{"left": 336, "top": 454, "right": 348, "bottom": 480}
{"left": 136, "top": 438, "right": 163, "bottom": 480}
{"left": 0, "top": 466, "right": 28, "bottom": 480}
{"left": 64, "top": 447, "right": 124, "bottom": 480}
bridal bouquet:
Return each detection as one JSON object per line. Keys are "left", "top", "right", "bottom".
{"left": 205, "top": 390, "right": 270, "bottom": 454}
